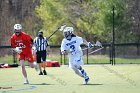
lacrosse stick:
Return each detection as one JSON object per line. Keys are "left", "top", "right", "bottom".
{"left": 82, "top": 41, "right": 102, "bottom": 51}
{"left": 47, "top": 24, "right": 66, "bottom": 40}
{"left": 36, "top": 25, "right": 66, "bottom": 50}
{"left": 88, "top": 47, "right": 104, "bottom": 55}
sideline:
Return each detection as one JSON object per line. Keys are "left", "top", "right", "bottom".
{"left": 0, "top": 85, "right": 37, "bottom": 92}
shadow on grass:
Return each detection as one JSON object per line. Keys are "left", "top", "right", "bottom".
{"left": 30, "top": 83, "right": 54, "bottom": 86}
{"left": 80, "top": 83, "right": 103, "bottom": 86}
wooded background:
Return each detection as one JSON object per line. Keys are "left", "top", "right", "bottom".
{"left": 0, "top": 0, "right": 140, "bottom": 45}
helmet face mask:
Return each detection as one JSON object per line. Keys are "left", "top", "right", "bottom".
{"left": 63, "top": 31, "right": 72, "bottom": 39}
{"left": 63, "top": 27, "right": 74, "bottom": 40}
{"left": 14, "top": 24, "right": 22, "bottom": 36}
{"left": 15, "top": 30, "right": 21, "bottom": 35}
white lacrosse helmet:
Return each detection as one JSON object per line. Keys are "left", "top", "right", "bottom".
{"left": 14, "top": 24, "right": 22, "bottom": 30}
{"left": 63, "top": 27, "right": 74, "bottom": 33}
{"left": 63, "top": 27, "right": 74, "bottom": 39}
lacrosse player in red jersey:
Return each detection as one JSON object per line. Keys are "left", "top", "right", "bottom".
{"left": 10, "top": 24, "right": 38, "bottom": 84}
{"left": 60, "top": 26, "right": 100, "bottom": 84}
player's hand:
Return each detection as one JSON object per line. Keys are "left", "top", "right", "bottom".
{"left": 32, "top": 46, "right": 37, "bottom": 53}
{"left": 61, "top": 50, "right": 66, "bottom": 55}
{"left": 88, "top": 42, "right": 94, "bottom": 48}
{"left": 14, "top": 47, "right": 22, "bottom": 53}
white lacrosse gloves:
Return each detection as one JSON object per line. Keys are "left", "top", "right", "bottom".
{"left": 61, "top": 50, "right": 66, "bottom": 55}
{"left": 32, "top": 46, "right": 37, "bottom": 53}
{"left": 88, "top": 42, "right": 94, "bottom": 48}
{"left": 88, "top": 41, "right": 102, "bottom": 48}
{"left": 14, "top": 47, "right": 22, "bottom": 53}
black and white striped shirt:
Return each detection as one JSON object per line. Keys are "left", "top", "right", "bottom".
{"left": 34, "top": 37, "right": 48, "bottom": 51}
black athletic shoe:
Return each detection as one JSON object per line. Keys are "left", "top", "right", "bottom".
{"left": 39, "top": 71, "right": 43, "bottom": 75}
{"left": 43, "top": 70, "right": 47, "bottom": 75}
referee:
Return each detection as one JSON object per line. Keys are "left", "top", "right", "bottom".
{"left": 34, "top": 31, "right": 49, "bottom": 75}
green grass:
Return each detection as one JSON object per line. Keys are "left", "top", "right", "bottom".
{"left": 47, "top": 55, "right": 140, "bottom": 64}
{"left": 0, "top": 65, "right": 140, "bottom": 93}
{"left": 0, "top": 55, "right": 13, "bottom": 64}
{"left": 115, "top": 58, "right": 140, "bottom": 64}
{"left": 1, "top": 55, "right": 140, "bottom": 65}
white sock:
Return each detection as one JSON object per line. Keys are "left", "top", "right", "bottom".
{"left": 24, "top": 77, "right": 28, "bottom": 81}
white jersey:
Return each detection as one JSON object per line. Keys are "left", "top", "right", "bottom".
{"left": 61, "top": 36, "right": 84, "bottom": 68}
{"left": 61, "top": 36, "right": 83, "bottom": 56}
{"left": 61, "top": 36, "right": 83, "bottom": 68}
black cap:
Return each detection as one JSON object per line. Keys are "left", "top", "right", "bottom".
{"left": 38, "top": 31, "right": 43, "bottom": 34}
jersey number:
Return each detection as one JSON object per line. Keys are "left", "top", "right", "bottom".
{"left": 18, "top": 43, "right": 26, "bottom": 48}
{"left": 70, "top": 45, "right": 75, "bottom": 54}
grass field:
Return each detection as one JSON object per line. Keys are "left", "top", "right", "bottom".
{"left": 1, "top": 55, "right": 140, "bottom": 65}
{"left": 0, "top": 64, "right": 140, "bottom": 93}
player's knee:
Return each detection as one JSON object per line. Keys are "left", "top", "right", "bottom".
{"left": 74, "top": 70, "right": 79, "bottom": 74}
{"left": 21, "top": 65, "right": 25, "bottom": 69}
{"left": 71, "top": 67, "right": 78, "bottom": 73}
{"left": 74, "top": 64, "right": 81, "bottom": 70}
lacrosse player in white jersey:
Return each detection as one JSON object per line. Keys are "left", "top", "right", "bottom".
{"left": 61, "top": 26, "right": 95, "bottom": 84}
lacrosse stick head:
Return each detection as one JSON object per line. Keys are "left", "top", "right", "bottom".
{"left": 95, "top": 41, "right": 102, "bottom": 47}
{"left": 59, "top": 25, "right": 67, "bottom": 31}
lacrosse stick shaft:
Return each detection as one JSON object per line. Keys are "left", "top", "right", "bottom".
{"left": 36, "top": 25, "right": 64, "bottom": 50}
{"left": 36, "top": 25, "right": 66, "bottom": 50}
{"left": 88, "top": 47, "right": 104, "bottom": 55}
{"left": 47, "top": 28, "right": 60, "bottom": 40}
{"left": 36, "top": 28, "right": 59, "bottom": 49}
{"left": 82, "top": 46, "right": 94, "bottom": 51}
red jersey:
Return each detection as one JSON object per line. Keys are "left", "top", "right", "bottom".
{"left": 10, "top": 32, "right": 34, "bottom": 62}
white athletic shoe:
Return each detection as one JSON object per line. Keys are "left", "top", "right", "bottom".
{"left": 83, "top": 76, "right": 89, "bottom": 85}
{"left": 24, "top": 79, "right": 29, "bottom": 84}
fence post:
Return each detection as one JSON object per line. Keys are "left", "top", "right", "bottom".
{"left": 60, "top": 49, "right": 62, "bottom": 65}
{"left": 13, "top": 50, "right": 17, "bottom": 63}
{"left": 109, "top": 44, "right": 112, "bottom": 64}
{"left": 112, "top": 6, "right": 115, "bottom": 65}
{"left": 86, "top": 48, "right": 89, "bottom": 64}
{"left": 64, "top": 53, "right": 66, "bottom": 65}
{"left": 110, "top": 43, "right": 113, "bottom": 65}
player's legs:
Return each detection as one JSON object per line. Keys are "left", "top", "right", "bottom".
{"left": 76, "top": 66, "right": 87, "bottom": 78}
{"left": 27, "top": 51, "right": 39, "bottom": 71}
{"left": 77, "top": 65, "right": 89, "bottom": 84}
{"left": 36, "top": 51, "right": 43, "bottom": 75}
{"left": 69, "top": 56, "right": 84, "bottom": 77}
{"left": 71, "top": 54, "right": 89, "bottom": 84}
{"left": 20, "top": 60, "right": 29, "bottom": 84}
{"left": 71, "top": 65, "right": 84, "bottom": 77}
{"left": 42, "top": 51, "right": 47, "bottom": 75}
{"left": 29, "top": 62, "right": 34, "bottom": 68}
{"left": 19, "top": 54, "right": 29, "bottom": 84}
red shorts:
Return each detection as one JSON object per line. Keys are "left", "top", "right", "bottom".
{"left": 18, "top": 51, "right": 34, "bottom": 63}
